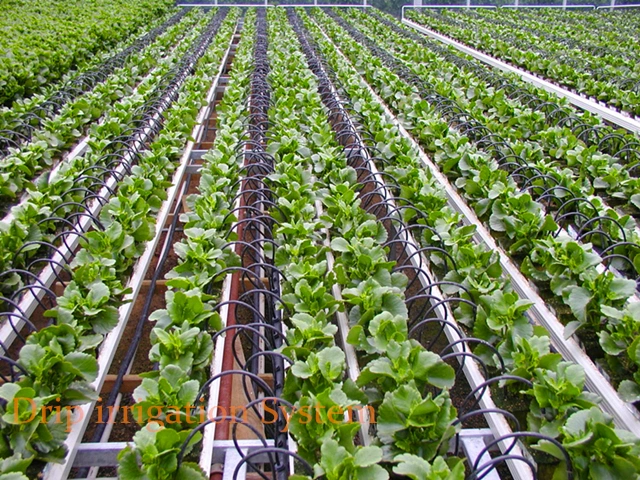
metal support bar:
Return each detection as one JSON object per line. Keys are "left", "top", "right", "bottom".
{"left": 69, "top": 429, "right": 504, "bottom": 475}
{"left": 318, "top": 203, "right": 372, "bottom": 446}
{"left": 597, "top": 2, "right": 640, "bottom": 7}
{"left": 501, "top": 3, "right": 596, "bottom": 7}
{"left": 458, "top": 430, "right": 501, "bottom": 480}
{"left": 223, "top": 449, "right": 246, "bottom": 480}
{"left": 190, "top": 149, "right": 208, "bottom": 159}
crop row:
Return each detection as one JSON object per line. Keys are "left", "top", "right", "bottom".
{"left": 0, "top": 9, "right": 236, "bottom": 478}
{"left": 11, "top": 6, "right": 639, "bottom": 479}
{"left": 474, "top": 8, "right": 640, "bottom": 62}
{"left": 305, "top": 7, "right": 640, "bottom": 478}
{"left": 0, "top": 10, "right": 213, "bottom": 303}
{"left": 406, "top": 9, "right": 640, "bottom": 116}
{"left": 352, "top": 10, "right": 640, "bottom": 215}
{"left": 117, "top": 8, "right": 250, "bottom": 478}
{"left": 548, "top": 9, "right": 640, "bottom": 45}
{"left": 0, "top": 9, "right": 187, "bottom": 156}
{"left": 0, "top": 0, "right": 176, "bottom": 106}
{"left": 320, "top": 7, "right": 640, "bottom": 406}
{"left": 0, "top": 10, "right": 204, "bottom": 208}
{"left": 246, "top": 9, "right": 461, "bottom": 478}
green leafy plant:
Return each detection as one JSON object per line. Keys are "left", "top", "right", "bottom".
{"left": 117, "top": 425, "right": 206, "bottom": 480}
{"left": 393, "top": 454, "right": 465, "bottom": 480}
{"left": 534, "top": 407, "right": 640, "bottom": 479}
{"left": 148, "top": 322, "right": 213, "bottom": 384}
{"left": 312, "top": 439, "right": 388, "bottom": 480}
{"left": 377, "top": 381, "right": 457, "bottom": 459}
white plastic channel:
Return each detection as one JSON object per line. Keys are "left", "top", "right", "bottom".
{"left": 318, "top": 200, "right": 373, "bottom": 446}
{"left": 501, "top": 4, "right": 596, "bottom": 7}
{"left": 597, "top": 3, "right": 640, "bottom": 7}
{"left": 401, "top": 17, "right": 640, "bottom": 134}
{"left": 42, "top": 17, "right": 235, "bottom": 480}
{"left": 178, "top": 3, "right": 372, "bottom": 6}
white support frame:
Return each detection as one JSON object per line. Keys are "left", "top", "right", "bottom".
{"left": 66, "top": 429, "right": 503, "bottom": 480}
{"left": 501, "top": 3, "right": 596, "bottom": 7}
{"left": 401, "top": 3, "right": 600, "bottom": 11}
{"left": 597, "top": 2, "right": 640, "bottom": 7}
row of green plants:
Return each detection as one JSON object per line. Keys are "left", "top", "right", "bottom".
{"left": 391, "top": 9, "right": 640, "bottom": 189}
{"left": 263, "top": 10, "right": 462, "bottom": 479}
{"left": 406, "top": 9, "right": 640, "bottom": 116}
{"left": 117, "top": 9, "right": 248, "bottom": 480}
{"left": 348, "top": 9, "right": 640, "bottom": 215}
{"left": 0, "top": 10, "right": 237, "bottom": 479}
{"left": 321, "top": 7, "right": 640, "bottom": 405}
{"left": 534, "top": 8, "right": 640, "bottom": 46}
{"left": 0, "top": 0, "right": 175, "bottom": 106}
{"left": 0, "top": 10, "right": 203, "bottom": 207}
{"left": 0, "top": 7, "right": 177, "bottom": 131}
{"left": 0, "top": 11, "right": 213, "bottom": 300}
{"left": 472, "top": 8, "right": 638, "bottom": 69}
{"left": 474, "top": 8, "right": 639, "bottom": 61}
{"left": 346, "top": 7, "right": 640, "bottom": 294}
{"left": 419, "top": 7, "right": 638, "bottom": 86}
{"left": 306, "top": 8, "right": 640, "bottom": 478}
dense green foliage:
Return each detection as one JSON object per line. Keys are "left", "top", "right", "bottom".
{"left": 407, "top": 8, "right": 640, "bottom": 114}
{"left": 0, "top": 0, "right": 174, "bottom": 106}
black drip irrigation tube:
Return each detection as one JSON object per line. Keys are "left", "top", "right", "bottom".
{"left": 210, "top": 10, "right": 296, "bottom": 478}
{"left": 0, "top": 8, "right": 230, "bottom": 369}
